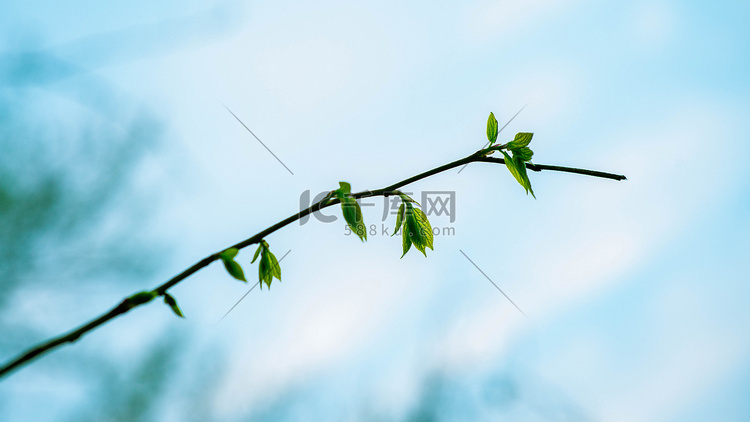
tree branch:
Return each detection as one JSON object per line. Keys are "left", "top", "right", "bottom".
{"left": 0, "top": 149, "right": 625, "bottom": 379}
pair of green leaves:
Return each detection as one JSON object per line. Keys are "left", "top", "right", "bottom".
{"left": 486, "top": 112, "right": 536, "bottom": 198}
{"left": 127, "top": 290, "right": 184, "bottom": 318}
{"left": 336, "top": 181, "right": 367, "bottom": 242}
{"left": 251, "top": 240, "right": 282, "bottom": 289}
{"left": 392, "top": 193, "right": 434, "bottom": 258}
{"left": 218, "top": 241, "right": 281, "bottom": 290}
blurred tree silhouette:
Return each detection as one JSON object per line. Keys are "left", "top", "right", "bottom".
{"left": 0, "top": 38, "right": 177, "bottom": 421}
{"left": 0, "top": 48, "right": 160, "bottom": 319}
{"left": 69, "top": 333, "right": 183, "bottom": 422}
{"left": 0, "top": 6, "right": 246, "bottom": 416}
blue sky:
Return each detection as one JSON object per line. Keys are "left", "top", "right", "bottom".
{"left": 2, "top": 1, "right": 749, "bottom": 421}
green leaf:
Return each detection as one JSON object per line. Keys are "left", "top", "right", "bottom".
{"left": 268, "top": 250, "right": 281, "bottom": 279}
{"left": 341, "top": 197, "right": 356, "bottom": 224}
{"left": 222, "top": 258, "right": 247, "bottom": 282}
{"left": 163, "top": 293, "right": 184, "bottom": 318}
{"left": 272, "top": 263, "right": 281, "bottom": 281}
{"left": 401, "top": 227, "right": 413, "bottom": 258}
{"left": 486, "top": 112, "right": 498, "bottom": 144}
{"left": 251, "top": 244, "right": 262, "bottom": 264}
{"left": 515, "top": 146, "right": 534, "bottom": 161}
{"left": 218, "top": 248, "right": 239, "bottom": 260}
{"left": 259, "top": 254, "right": 269, "bottom": 289}
{"left": 501, "top": 150, "right": 523, "bottom": 185}
{"left": 341, "top": 196, "right": 367, "bottom": 242}
{"left": 336, "top": 182, "right": 367, "bottom": 242}
{"left": 400, "top": 202, "right": 434, "bottom": 257}
{"left": 414, "top": 208, "right": 434, "bottom": 251}
{"left": 408, "top": 208, "right": 434, "bottom": 256}
{"left": 507, "top": 132, "right": 533, "bottom": 150}
{"left": 392, "top": 202, "right": 405, "bottom": 236}
{"left": 218, "top": 247, "right": 246, "bottom": 282}
{"left": 353, "top": 199, "right": 366, "bottom": 242}
{"left": 258, "top": 246, "right": 282, "bottom": 289}
{"left": 336, "top": 181, "right": 352, "bottom": 199}
{"left": 501, "top": 150, "right": 535, "bottom": 198}
{"left": 513, "top": 153, "right": 535, "bottom": 198}
{"left": 128, "top": 291, "right": 157, "bottom": 306}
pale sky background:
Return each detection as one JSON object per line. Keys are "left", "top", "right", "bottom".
{"left": 1, "top": 1, "right": 749, "bottom": 421}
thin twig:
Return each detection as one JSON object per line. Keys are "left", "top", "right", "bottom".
{"left": 0, "top": 149, "right": 625, "bottom": 379}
